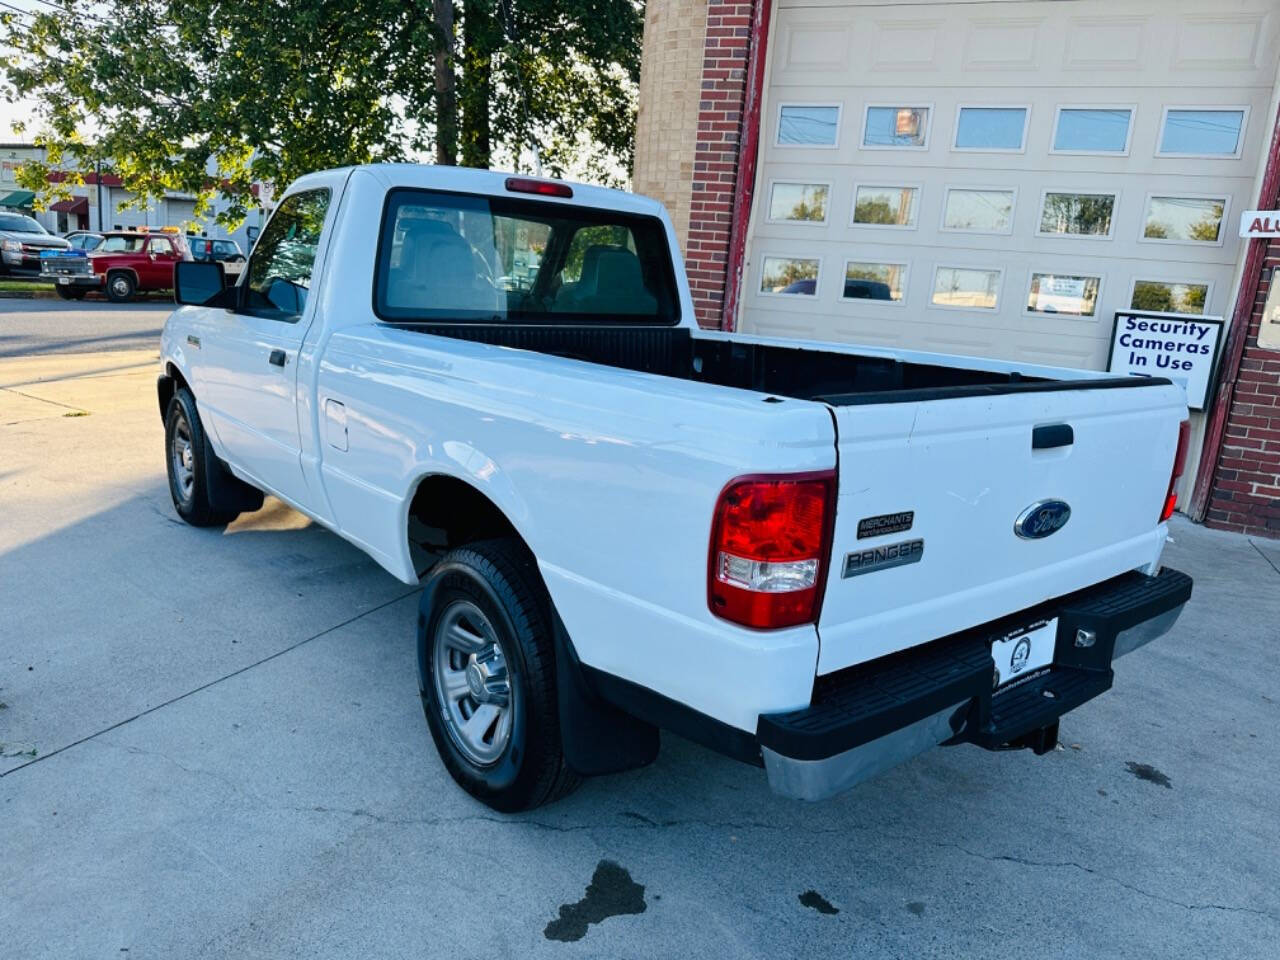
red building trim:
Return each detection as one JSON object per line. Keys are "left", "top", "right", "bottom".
{"left": 722, "top": 0, "right": 772, "bottom": 332}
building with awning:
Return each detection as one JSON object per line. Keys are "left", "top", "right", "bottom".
{"left": 0, "top": 189, "right": 35, "bottom": 210}
{"left": 48, "top": 194, "right": 90, "bottom": 230}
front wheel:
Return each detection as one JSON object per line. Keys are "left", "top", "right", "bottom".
{"left": 418, "top": 539, "right": 581, "bottom": 812}
{"left": 164, "top": 388, "right": 241, "bottom": 527}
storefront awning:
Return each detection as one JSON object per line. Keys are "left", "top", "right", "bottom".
{"left": 50, "top": 196, "right": 89, "bottom": 215}
{"left": 0, "top": 189, "right": 36, "bottom": 209}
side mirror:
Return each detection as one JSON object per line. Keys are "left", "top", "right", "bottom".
{"left": 174, "top": 260, "right": 231, "bottom": 307}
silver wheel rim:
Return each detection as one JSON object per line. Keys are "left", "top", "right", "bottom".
{"left": 171, "top": 412, "right": 195, "bottom": 503}
{"left": 111, "top": 277, "right": 130, "bottom": 297}
{"left": 432, "top": 599, "right": 515, "bottom": 767}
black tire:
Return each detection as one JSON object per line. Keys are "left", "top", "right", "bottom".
{"left": 418, "top": 539, "right": 582, "bottom": 812}
{"left": 164, "top": 387, "right": 241, "bottom": 527}
{"left": 54, "top": 285, "right": 87, "bottom": 301}
{"left": 105, "top": 270, "right": 136, "bottom": 303}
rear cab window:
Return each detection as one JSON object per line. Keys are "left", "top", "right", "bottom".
{"left": 374, "top": 188, "right": 680, "bottom": 325}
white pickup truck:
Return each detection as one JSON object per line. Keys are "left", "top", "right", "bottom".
{"left": 159, "top": 165, "right": 1193, "bottom": 811}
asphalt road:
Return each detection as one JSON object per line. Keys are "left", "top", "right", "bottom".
{"left": 2, "top": 349, "right": 1278, "bottom": 959}
{"left": 0, "top": 295, "right": 170, "bottom": 358}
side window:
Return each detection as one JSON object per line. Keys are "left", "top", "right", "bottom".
{"left": 244, "top": 188, "right": 331, "bottom": 321}
{"left": 149, "top": 237, "right": 174, "bottom": 256}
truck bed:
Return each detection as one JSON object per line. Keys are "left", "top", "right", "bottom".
{"left": 396, "top": 323, "right": 1164, "bottom": 405}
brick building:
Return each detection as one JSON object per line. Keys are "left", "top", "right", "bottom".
{"left": 633, "top": 0, "right": 1280, "bottom": 537}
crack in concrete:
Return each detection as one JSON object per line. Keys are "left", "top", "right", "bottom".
{"left": 0, "top": 384, "right": 86, "bottom": 412}
{"left": 0, "top": 590, "right": 419, "bottom": 780}
{"left": 1248, "top": 539, "right": 1280, "bottom": 578}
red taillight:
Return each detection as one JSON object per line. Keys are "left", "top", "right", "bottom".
{"left": 708, "top": 471, "right": 836, "bottom": 629}
{"left": 1160, "top": 420, "right": 1191, "bottom": 523}
{"left": 505, "top": 176, "right": 573, "bottom": 198}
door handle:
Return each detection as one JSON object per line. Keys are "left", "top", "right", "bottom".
{"left": 268, "top": 349, "right": 287, "bottom": 367}
{"left": 1032, "top": 423, "right": 1073, "bottom": 449}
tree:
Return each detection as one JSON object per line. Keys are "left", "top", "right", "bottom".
{"left": 0, "top": 0, "right": 641, "bottom": 229}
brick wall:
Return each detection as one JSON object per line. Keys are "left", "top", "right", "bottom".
{"left": 685, "top": 1, "right": 756, "bottom": 329}
{"left": 632, "top": 0, "right": 709, "bottom": 249}
{"left": 1206, "top": 244, "right": 1280, "bottom": 538}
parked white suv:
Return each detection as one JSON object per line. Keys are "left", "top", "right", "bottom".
{"left": 157, "top": 165, "right": 1193, "bottom": 810}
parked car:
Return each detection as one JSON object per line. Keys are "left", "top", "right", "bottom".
{"left": 40, "top": 228, "right": 191, "bottom": 301}
{"left": 159, "top": 165, "right": 1193, "bottom": 812}
{"left": 187, "top": 236, "right": 247, "bottom": 280}
{"left": 64, "top": 231, "right": 104, "bottom": 252}
{"left": 1, "top": 212, "right": 71, "bottom": 275}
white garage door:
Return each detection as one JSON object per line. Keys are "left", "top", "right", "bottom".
{"left": 741, "top": 0, "right": 1280, "bottom": 370}
{"left": 165, "top": 198, "right": 197, "bottom": 228}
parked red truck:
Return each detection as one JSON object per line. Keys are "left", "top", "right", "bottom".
{"left": 39, "top": 227, "right": 191, "bottom": 301}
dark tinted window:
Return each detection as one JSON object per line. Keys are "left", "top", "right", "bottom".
{"left": 245, "top": 189, "right": 331, "bottom": 321}
{"left": 375, "top": 188, "right": 679, "bottom": 325}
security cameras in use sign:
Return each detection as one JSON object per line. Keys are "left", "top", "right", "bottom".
{"left": 1106, "top": 311, "right": 1225, "bottom": 412}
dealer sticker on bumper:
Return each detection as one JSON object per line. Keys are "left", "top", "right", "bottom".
{"left": 992, "top": 618, "right": 1057, "bottom": 692}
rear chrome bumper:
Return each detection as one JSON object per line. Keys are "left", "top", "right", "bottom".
{"left": 759, "top": 567, "right": 1192, "bottom": 801}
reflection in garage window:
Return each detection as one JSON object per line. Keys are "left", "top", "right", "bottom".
{"left": 768, "top": 183, "right": 829, "bottom": 222}
{"left": 1131, "top": 280, "right": 1209, "bottom": 315}
{"left": 954, "top": 107, "right": 1028, "bottom": 151}
{"left": 1052, "top": 108, "right": 1133, "bottom": 154}
{"left": 1027, "top": 273, "right": 1100, "bottom": 318}
{"left": 942, "top": 188, "right": 1015, "bottom": 233}
{"left": 1038, "top": 192, "right": 1115, "bottom": 237}
{"left": 1142, "top": 196, "right": 1226, "bottom": 243}
{"left": 862, "top": 106, "right": 929, "bottom": 148}
{"left": 778, "top": 105, "right": 840, "bottom": 146}
{"left": 852, "top": 185, "right": 919, "bottom": 227}
{"left": 843, "top": 262, "right": 906, "bottom": 303}
{"left": 1158, "top": 109, "right": 1245, "bottom": 157}
{"left": 932, "top": 267, "right": 1001, "bottom": 310}
{"left": 760, "top": 256, "right": 820, "bottom": 296}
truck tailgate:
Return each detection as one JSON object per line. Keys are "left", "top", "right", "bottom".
{"left": 816, "top": 383, "right": 1186, "bottom": 675}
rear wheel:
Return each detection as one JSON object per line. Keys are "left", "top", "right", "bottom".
{"left": 418, "top": 539, "right": 581, "bottom": 812}
{"left": 54, "top": 285, "right": 87, "bottom": 301}
{"left": 105, "top": 271, "right": 135, "bottom": 303}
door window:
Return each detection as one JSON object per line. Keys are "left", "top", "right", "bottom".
{"left": 149, "top": 237, "right": 174, "bottom": 256}
{"left": 244, "top": 188, "right": 331, "bottom": 321}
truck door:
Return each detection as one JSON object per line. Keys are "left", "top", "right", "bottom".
{"left": 187, "top": 187, "right": 335, "bottom": 513}
{"left": 143, "top": 235, "right": 180, "bottom": 289}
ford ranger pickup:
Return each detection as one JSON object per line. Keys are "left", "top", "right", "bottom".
{"left": 158, "top": 165, "right": 1193, "bottom": 811}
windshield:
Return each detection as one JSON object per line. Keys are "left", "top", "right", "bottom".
{"left": 375, "top": 188, "right": 679, "bottom": 325}
{"left": 99, "top": 235, "right": 147, "bottom": 253}
{"left": 0, "top": 214, "right": 46, "bottom": 233}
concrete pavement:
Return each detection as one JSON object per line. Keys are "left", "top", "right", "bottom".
{"left": 1, "top": 348, "right": 1278, "bottom": 959}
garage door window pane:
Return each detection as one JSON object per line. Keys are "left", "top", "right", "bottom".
{"left": 954, "top": 107, "right": 1027, "bottom": 150}
{"left": 1142, "top": 196, "right": 1226, "bottom": 243}
{"left": 863, "top": 107, "right": 929, "bottom": 148}
{"left": 844, "top": 262, "right": 906, "bottom": 302}
{"left": 1131, "top": 280, "right": 1208, "bottom": 315}
{"left": 1027, "top": 273, "right": 1100, "bottom": 317}
{"left": 768, "top": 183, "right": 829, "bottom": 222}
{"left": 778, "top": 106, "right": 840, "bottom": 146}
{"left": 761, "top": 256, "right": 819, "bottom": 295}
{"left": 1053, "top": 109, "right": 1132, "bottom": 153}
{"left": 932, "top": 267, "right": 1000, "bottom": 309}
{"left": 852, "top": 185, "right": 919, "bottom": 227}
{"left": 1159, "top": 109, "right": 1245, "bottom": 156}
{"left": 942, "top": 189, "right": 1015, "bottom": 233}
{"left": 1039, "top": 192, "right": 1115, "bottom": 237}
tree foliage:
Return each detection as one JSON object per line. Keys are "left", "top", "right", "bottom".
{"left": 1, "top": 0, "right": 641, "bottom": 227}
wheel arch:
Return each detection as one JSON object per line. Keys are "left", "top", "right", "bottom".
{"left": 156, "top": 361, "right": 191, "bottom": 421}
{"left": 403, "top": 470, "right": 535, "bottom": 579}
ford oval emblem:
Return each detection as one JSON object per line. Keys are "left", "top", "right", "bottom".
{"left": 1014, "top": 499, "right": 1071, "bottom": 539}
